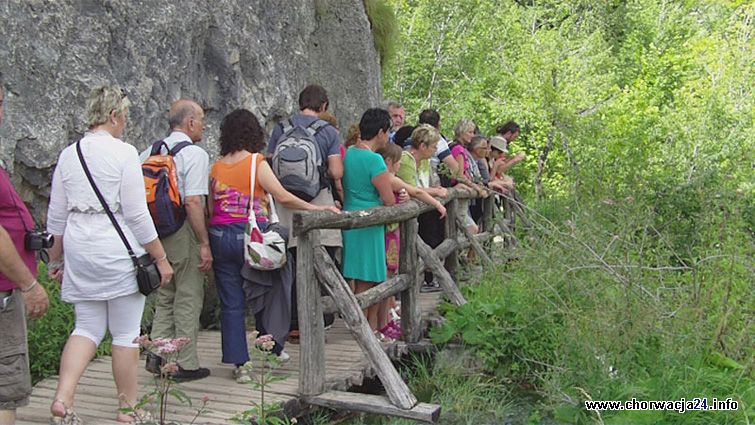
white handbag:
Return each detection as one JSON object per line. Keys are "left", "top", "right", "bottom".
{"left": 244, "top": 154, "right": 287, "bottom": 270}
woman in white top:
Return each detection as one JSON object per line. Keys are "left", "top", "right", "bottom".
{"left": 46, "top": 85, "right": 174, "bottom": 424}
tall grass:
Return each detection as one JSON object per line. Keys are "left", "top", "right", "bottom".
{"left": 431, "top": 178, "right": 754, "bottom": 424}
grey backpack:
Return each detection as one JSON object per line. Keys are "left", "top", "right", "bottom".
{"left": 270, "top": 119, "right": 329, "bottom": 201}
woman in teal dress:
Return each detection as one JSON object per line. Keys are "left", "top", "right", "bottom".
{"left": 342, "top": 108, "right": 396, "bottom": 335}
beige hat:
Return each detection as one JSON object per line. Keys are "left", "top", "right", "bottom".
{"left": 490, "top": 136, "right": 508, "bottom": 153}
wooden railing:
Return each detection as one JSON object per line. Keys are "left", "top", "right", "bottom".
{"left": 291, "top": 187, "right": 519, "bottom": 422}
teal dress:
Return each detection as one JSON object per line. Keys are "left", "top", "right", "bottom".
{"left": 342, "top": 147, "right": 389, "bottom": 283}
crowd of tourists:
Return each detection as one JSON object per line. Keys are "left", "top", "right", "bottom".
{"left": 0, "top": 77, "right": 522, "bottom": 425}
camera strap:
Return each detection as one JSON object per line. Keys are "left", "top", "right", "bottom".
{"left": 75, "top": 141, "right": 139, "bottom": 268}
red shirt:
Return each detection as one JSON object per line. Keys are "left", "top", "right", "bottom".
{"left": 0, "top": 168, "right": 37, "bottom": 291}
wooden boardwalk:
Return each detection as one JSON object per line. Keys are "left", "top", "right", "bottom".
{"left": 16, "top": 293, "right": 443, "bottom": 425}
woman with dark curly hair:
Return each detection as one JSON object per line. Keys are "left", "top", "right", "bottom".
{"left": 208, "top": 109, "right": 338, "bottom": 382}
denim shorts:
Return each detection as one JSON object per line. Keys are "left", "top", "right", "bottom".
{"left": 0, "top": 290, "right": 32, "bottom": 409}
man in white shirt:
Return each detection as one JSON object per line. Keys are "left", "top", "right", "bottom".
{"left": 140, "top": 99, "right": 212, "bottom": 382}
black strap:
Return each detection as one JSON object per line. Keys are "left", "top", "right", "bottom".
{"left": 170, "top": 141, "right": 192, "bottom": 156}
{"left": 308, "top": 119, "right": 329, "bottom": 133}
{"left": 149, "top": 140, "right": 192, "bottom": 156}
{"left": 75, "top": 141, "right": 139, "bottom": 267}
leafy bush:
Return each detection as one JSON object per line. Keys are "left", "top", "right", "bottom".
{"left": 27, "top": 263, "right": 111, "bottom": 384}
{"left": 363, "top": 0, "right": 399, "bottom": 69}
{"left": 430, "top": 186, "right": 753, "bottom": 424}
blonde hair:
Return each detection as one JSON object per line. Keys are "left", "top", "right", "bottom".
{"left": 410, "top": 124, "right": 440, "bottom": 149}
{"left": 345, "top": 123, "right": 360, "bottom": 148}
{"left": 86, "top": 84, "right": 131, "bottom": 127}
{"left": 377, "top": 143, "right": 402, "bottom": 163}
{"left": 453, "top": 118, "right": 476, "bottom": 139}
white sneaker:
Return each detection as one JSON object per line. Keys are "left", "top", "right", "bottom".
{"left": 233, "top": 365, "right": 252, "bottom": 383}
{"left": 277, "top": 351, "right": 290, "bottom": 364}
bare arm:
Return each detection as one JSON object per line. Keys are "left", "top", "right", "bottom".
{"left": 372, "top": 171, "right": 396, "bottom": 206}
{"left": 258, "top": 161, "right": 339, "bottom": 213}
{"left": 0, "top": 225, "right": 49, "bottom": 318}
{"left": 442, "top": 154, "right": 460, "bottom": 176}
{"left": 392, "top": 177, "right": 447, "bottom": 218}
{"left": 0, "top": 225, "right": 37, "bottom": 291}
{"left": 497, "top": 153, "right": 524, "bottom": 174}
{"left": 327, "top": 154, "right": 344, "bottom": 180}
{"left": 184, "top": 195, "right": 212, "bottom": 273}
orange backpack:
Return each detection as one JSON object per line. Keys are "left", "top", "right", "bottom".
{"left": 142, "top": 141, "right": 192, "bottom": 237}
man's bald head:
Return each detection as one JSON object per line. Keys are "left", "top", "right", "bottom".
{"left": 168, "top": 99, "right": 205, "bottom": 143}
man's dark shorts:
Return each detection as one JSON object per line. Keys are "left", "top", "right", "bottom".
{"left": 0, "top": 290, "right": 32, "bottom": 410}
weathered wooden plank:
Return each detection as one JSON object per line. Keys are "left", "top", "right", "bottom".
{"left": 443, "top": 198, "right": 459, "bottom": 279}
{"left": 18, "top": 284, "right": 449, "bottom": 425}
{"left": 293, "top": 187, "right": 477, "bottom": 235}
{"left": 456, "top": 217, "right": 493, "bottom": 266}
{"left": 313, "top": 247, "right": 418, "bottom": 410}
{"left": 297, "top": 230, "right": 326, "bottom": 397}
{"left": 306, "top": 391, "right": 440, "bottom": 423}
{"left": 399, "top": 218, "right": 422, "bottom": 343}
{"left": 481, "top": 194, "right": 495, "bottom": 233}
{"left": 416, "top": 238, "right": 466, "bottom": 306}
{"left": 320, "top": 274, "right": 411, "bottom": 315}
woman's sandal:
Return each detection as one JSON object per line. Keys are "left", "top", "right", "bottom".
{"left": 116, "top": 410, "right": 153, "bottom": 424}
{"left": 50, "top": 399, "right": 83, "bottom": 425}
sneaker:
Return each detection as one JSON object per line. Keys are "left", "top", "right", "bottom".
{"left": 277, "top": 350, "right": 291, "bottom": 364}
{"left": 171, "top": 366, "right": 211, "bottom": 383}
{"left": 390, "top": 307, "right": 401, "bottom": 321}
{"left": 420, "top": 281, "right": 443, "bottom": 293}
{"left": 145, "top": 353, "right": 164, "bottom": 375}
{"left": 233, "top": 365, "right": 252, "bottom": 384}
{"left": 323, "top": 313, "right": 335, "bottom": 330}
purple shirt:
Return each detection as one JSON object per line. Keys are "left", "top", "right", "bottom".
{"left": 0, "top": 168, "right": 37, "bottom": 291}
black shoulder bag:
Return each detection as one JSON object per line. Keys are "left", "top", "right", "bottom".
{"left": 76, "top": 142, "right": 162, "bottom": 296}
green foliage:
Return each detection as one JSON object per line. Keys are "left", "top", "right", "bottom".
{"left": 345, "top": 353, "right": 514, "bottom": 424}
{"left": 385, "top": 0, "right": 754, "bottom": 198}
{"left": 363, "top": 0, "right": 399, "bottom": 70}
{"left": 126, "top": 336, "right": 210, "bottom": 424}
{"left": 27, "top": 263, "right": 111, "bottom": 384}
{"left": 429, "top": 184, "right": 753, "bottom": 424}
{"left": 233, "top": 332, "right": 295, "bottom": 425}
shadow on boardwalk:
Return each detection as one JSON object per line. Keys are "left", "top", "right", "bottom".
{"left": 16, "top": 293, "right": 442, "bottom": 425}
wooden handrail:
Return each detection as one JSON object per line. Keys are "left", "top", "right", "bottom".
{"left": 295, "top": 186, "right": 521, "bottom": 420}
{"left": 292, "top": 186, "right": 479, "bottom": 236}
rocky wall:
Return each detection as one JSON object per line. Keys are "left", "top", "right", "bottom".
{"left": 0, "top": 0, "right": 382, "bottom": 221}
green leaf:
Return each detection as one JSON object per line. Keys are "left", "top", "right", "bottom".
{"left": 168, "top": 388, "right": 192, "bottom": 406}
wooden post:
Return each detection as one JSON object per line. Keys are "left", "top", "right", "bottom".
{"left": 314, "top": 247, "right": 418, "bottom": 410}
{"left": 320, "top": 274, "right": 411, "bottom": 315}
{"left": 416, "top": 239, "right": 466, "bottom": 306}
{"left": 297, "top": 230, "right": 325, "bottom": 397}
{"left": 456, "top": 217, "right": 493, "bottom": 266}
{"left": 503, "top": 195, "right": 518, "bottom": 249}
{"left": 398, "top": 218, "right": 421, "bottom": 343}
{"left": 481, "top": 194, "right": 495, "bottom": 234}
{"left": 443, "top": 198, "right": 459, "bottom": 280}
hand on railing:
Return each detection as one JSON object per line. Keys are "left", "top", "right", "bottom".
{"left": 317, "top": 205, "right": 342, "bottom": 214}
{"left": 397, "top": 188, "right": 410, "bottom": 203}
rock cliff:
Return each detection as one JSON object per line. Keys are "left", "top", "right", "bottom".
{"left": 0, "top": 0, "right": 382, "bottom": 220}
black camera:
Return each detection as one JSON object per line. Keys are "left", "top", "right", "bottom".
{"left": 24, "top": 230, "right": 54, "bottom": 251}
